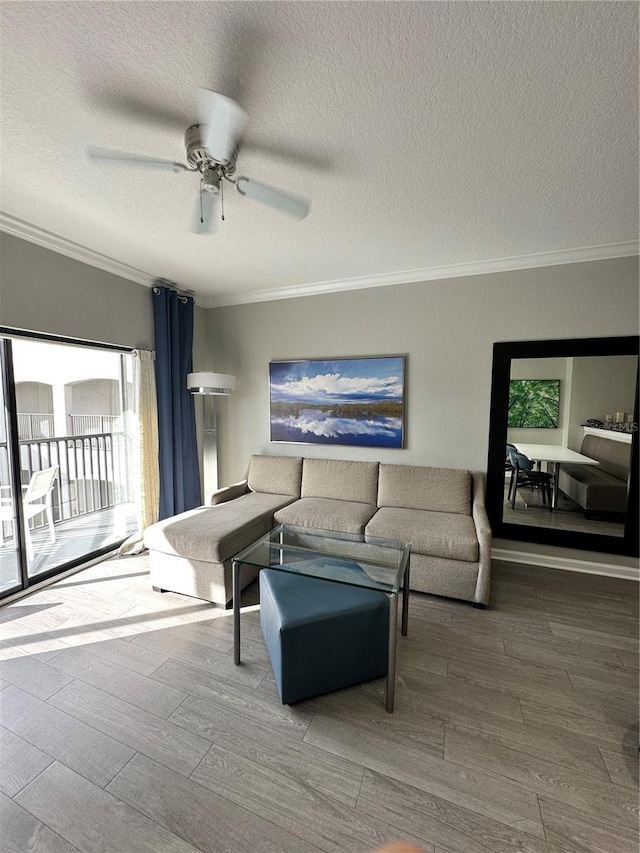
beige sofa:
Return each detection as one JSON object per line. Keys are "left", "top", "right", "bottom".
{"left": 143, "top": 454, "right": 492, "bottom": 607}
{"left": 558, "top": 432, "right": 631, "bottom": 516}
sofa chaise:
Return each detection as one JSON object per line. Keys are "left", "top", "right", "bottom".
{"left": 143, "top": 454, "right": 492, "bottom": 607}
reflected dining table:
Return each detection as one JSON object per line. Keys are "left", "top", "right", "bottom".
{"left": 514, "top": 443, "right": 600, "bottom": 510}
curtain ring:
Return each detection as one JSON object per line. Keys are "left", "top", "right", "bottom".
{"left": 152, "top": 283, "right": 188, "bottom": 302}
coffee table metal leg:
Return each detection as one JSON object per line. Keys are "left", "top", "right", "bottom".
{"left": 401, "top": 556, "right": 410, "bottom": 637}
{"left": 385, "top": 593, "right": 398, "bottom": 713}
{"left": 233, "top": 559, "right": 241, "bottom": 665}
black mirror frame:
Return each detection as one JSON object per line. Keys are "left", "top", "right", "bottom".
{"left": 486, "top": 335, "right": 639, "bottom": 558}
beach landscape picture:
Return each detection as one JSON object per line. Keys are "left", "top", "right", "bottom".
{"left": 269, "top": 356, "right": 405, "bottom": 447}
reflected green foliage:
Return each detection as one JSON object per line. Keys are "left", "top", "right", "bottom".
{"left": 508, "top": 380, "right": 560, "bottom": 428}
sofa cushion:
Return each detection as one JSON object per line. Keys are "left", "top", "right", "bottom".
{"left": 377, "top": 464, "right": 472, "bottom": 515}
{"left": 248, "top": 455, "right": 302, "bottom": 497}
{"left": 580, "top": 434, "right": 631, "bottom": 481}
{"left": 274, "top": 497, "right": 378, "bottom": 535}
{"left": 144, "top": 492, "right": 296, "bottom": 563}
{"left": 301, "top": 458, "right": 379, "bottom": 505}
{"left": 366, "top": 506, "right": 479, "bottom": 562}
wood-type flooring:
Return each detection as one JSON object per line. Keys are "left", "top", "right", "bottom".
{"left": 0, "top": 554, "right": 638, "bottom": 853}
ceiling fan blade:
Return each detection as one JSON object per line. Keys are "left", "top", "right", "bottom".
{"left": 242, "top": 139, "right": 334, "bottom": 173}
{"left": 85, "top": 83, "right": 190, "bottom": 132}
{"left": 191, "top": 190, "right": 217, "bottom": 235}
{"left": 235, "top": 177, "right": 310, "bottom": 220}
{"left": 88, "top": 147, "right": 188, "bottom": 172}
{"left": 198, "top": 89, "right": 248, "bottom": 165}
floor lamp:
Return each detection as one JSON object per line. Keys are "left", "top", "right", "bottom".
{"left": 187, "top": 372, "right": 236, "bottom": 498}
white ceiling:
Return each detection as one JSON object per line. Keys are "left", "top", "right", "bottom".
{"left": 1, "top": 1, "right": 638, "bottom": 307}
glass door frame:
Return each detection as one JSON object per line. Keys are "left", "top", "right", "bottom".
{"left": 0, "top": 327, "right": 136, "bottom": 601}
{"left": 1, "top": 337, "right": 29, "bottom": 596}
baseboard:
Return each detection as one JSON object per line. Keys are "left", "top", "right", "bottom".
{"left": 491, "top": 547, "right": 640, "bottom": 582}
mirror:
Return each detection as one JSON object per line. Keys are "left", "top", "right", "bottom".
{"left": 486, "top": 336, "right": 639, "bottom": 557}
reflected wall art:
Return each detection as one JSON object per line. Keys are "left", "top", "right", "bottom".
{"left": 508, "top": 379, "right": 561, "bottom": 428}
{"left": 269, "top": 356, "right": 406, "bottom": 448}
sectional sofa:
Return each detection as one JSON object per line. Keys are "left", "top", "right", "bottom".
{"left": 143, "top": 454, "right": 492, "bottom": 608}
{"left": 558, "top": 432, "right": 631, "bottom": 516}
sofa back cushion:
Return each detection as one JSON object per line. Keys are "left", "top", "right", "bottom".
{"left": 580, "top": 434, "right": 631, "bottom": 481}
{"left": 248, "top": 455, "right": 302, "bottom": 497}
{"left": 378, "top": 464, "right": 472, "bottom": 515}
{"left": 301, "top": 458, "right": 379, "bottom": 505}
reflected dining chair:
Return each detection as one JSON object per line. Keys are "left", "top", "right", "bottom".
{"left": 507, "top": 449, "right": 553, "bottom": 512}
{"left": 0, "top": 466, "right": 59, "bottom": 560}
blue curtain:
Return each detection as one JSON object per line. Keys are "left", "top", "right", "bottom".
{"left": 152, "top": 282, "right": 201, "bottom": 519}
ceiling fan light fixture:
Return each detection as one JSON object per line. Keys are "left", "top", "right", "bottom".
{"left": 201, "top": 167, "right": 221, "bottom": 193}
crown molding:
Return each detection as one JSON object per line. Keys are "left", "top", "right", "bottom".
{"left": 1, "top": 212, "right": 637, "bottom": 310}
{"left": 204, "top": 241, "right": 639, "bottom": 307}
{"left": 0, "top": 212, "right": 154, "bottom": 289}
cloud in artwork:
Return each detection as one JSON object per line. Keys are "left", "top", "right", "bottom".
{"left": 271, "top": 372, "right": 402, "bottom": 403}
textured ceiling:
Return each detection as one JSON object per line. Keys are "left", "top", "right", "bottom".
{"left": 0, "top": 1, "right": 638, "bottom": 306}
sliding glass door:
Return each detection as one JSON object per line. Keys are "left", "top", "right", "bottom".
{"left": 0, "top": 332, "right": 139, "bottom": 600}
{"left": 0, "top": 341, "right": 23, "bottom": 595}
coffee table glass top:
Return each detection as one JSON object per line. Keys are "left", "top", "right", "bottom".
{"left": 232, "top": 524, "right": 410, "bottom": 596}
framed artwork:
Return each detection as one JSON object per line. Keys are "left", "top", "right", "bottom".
{"left": 269, "top": 355, "right": 405, "bottom": 448}
{"left": 508, "top": 379, "right": 560, "bottom": 428}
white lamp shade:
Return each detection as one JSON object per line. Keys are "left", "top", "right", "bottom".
{"left": 187, "top": 372, "right": 236, "bottom": 395}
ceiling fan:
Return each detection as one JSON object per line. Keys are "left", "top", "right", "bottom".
{"left": 88, "top": 89, "right": 311, "bottom": 234}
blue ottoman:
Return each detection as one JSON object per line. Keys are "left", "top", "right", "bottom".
{"left": 259, "top": 568, "right": 389, "bottom": 705}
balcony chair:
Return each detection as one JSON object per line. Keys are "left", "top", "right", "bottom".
{"left": 507, "top": 450, "right": 553, "bottom": 512}
{"left": 0, "top": 466, "right": 59, "bottom": 560}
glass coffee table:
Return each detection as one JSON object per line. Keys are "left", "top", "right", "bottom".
{"left": 232, "top": 523, "right": 411, "bottom": 712}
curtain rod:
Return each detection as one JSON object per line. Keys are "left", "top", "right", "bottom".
{"left": 152, "top": 286, "right": 188, "bottom": 303}
{"left": 152, "top": 280, "right": 192, "bottom": 303}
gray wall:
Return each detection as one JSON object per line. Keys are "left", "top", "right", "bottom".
{"left": 566, "top": 355, "right": 637, "bottom": 451}
{"left": 0, "top": 230, "right": 209, "bottom": 371}
{"left": 207, "top": 256, "right": 639, "bottom": 489}
{"left": 0, "top": 233, "right": 156, "bottom": 348}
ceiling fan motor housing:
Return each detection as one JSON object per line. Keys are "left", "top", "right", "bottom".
{"left": 185, "top": 124, "right": 236, "bottom": 174}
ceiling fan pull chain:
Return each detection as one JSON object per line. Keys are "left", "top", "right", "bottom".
{"left": 199, "top": 182, "right": 204, "bottom": 224}
{"left": 221, "top": 178, "right": 225, "bottom": 222}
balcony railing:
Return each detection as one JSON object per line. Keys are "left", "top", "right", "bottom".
{"left": 17, "top": 413, "right": 120, "bottom": 439}
{"left": 1, "top": 432, "right": 131, "bottom": 534}
{"left": 17, "top": 413, "right": 54, "bottom": 440}
{"left": 69, "top": 414, "right": 121, "bottom": 435}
